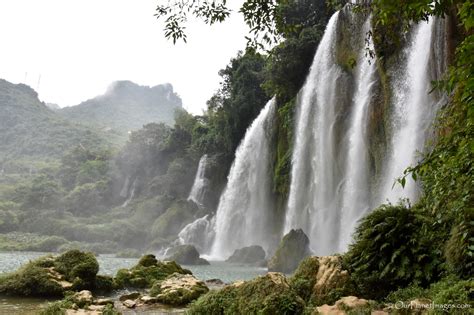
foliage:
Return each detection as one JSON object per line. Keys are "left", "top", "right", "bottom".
{"left": 344, "top": 203, "right": 444, "bottom": 299}
{"left": 188, "top": 273, "right": 305, "bottom": 315}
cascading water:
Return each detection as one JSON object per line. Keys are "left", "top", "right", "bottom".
{"left": 121, "top": 178, "right": 137, "bottom": 207}
{"left": 378, "top": 18, "right": 447, "bottom": 204}
{"left": 284, "top": 11, "right": 345, "bottom": 255}
{"left": 210, "top": 98, "right": 276, "bottom": 259}
{"left": 178, "top": 215, "right": 216, "bottom": 254}
{"left": 187, "top": 154, "right": 209, "bottom": 206}
{"left": 284, "top": 11, "right": 447, "bottom": 255}
{"left": 338, "top": 18, "right": 377, "bottom": 251}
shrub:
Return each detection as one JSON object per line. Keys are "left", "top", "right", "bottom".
{"left": 343, "top": 203, "right": 444, "bottom": 299}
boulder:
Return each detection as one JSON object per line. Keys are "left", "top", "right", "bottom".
{"left": 72, "top": 290, "right": 93, "bottom": 305}
{"left": 150, "top": 273, "right": 209, "bottom": 306}
{"left": 268, "top": 229, "right": 311, "bottom": 273}
{"left": 0, "top": 250, "right": 101, "bottom": 297}
{"left": 122, "top": 299, "right": 137, "bottom": 308}
{"left": 115, "top": 254, "right": 192, "bottom": 288}
{"left": 188, "top": 272, "right": 305, "bottom": 314}
{"left": 165, "top": 244, "right": 210, "bottom": 265}
{"left": 225, "top": 245, "right": 266, "bottom": 265}
{"left": 315, "top": 296, "right": 371, "bottom": 315}
{"left": 119, "top": 292, "right": 141, "bottom": 301}
{"left": 291, "top": 256, "right": 353, "bottom": 305}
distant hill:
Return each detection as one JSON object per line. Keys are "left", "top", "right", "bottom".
{"left": 0, "top": 79, "right": 117, "bottom": 169}
{"left": 59, "top": 81, "right": 182, "bottom": 132}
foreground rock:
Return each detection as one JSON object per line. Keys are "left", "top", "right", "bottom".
{"left": 150, "top": 273, "right": 209, "bottom": 306}
{"left": 165, "top": 244, "right": 210, "bottom": 265}
{"left": 225, "top": 245, "right": 266, "bottom": 265}
{"left": 0, "top": 250, "right": 113, "bottom": 297}
{"left": 188, "top": 272, "right": 305, "bottom": 314}
{"left": 291, "top": 256, "right": 354, "bottom": 306}
{"left": 115, "top": 254, "right": 192, "bottom": 288}
{"left": 312, "top": 296, "right": 380, "bottom": 315}
{"left": 268, "top": 229, "right": 311, "bottom": 273}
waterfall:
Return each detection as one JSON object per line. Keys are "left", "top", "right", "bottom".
{"left": 210, "top": 98, "right": 276, "bottom": 259}
{"left": 187, "top": 154, "right": 209, "bottom": 206}
{"left": 378, "top": 18, "right": 446, "bottom": 204}
{"left": 121, "top": 178, "right": 137, "bottom": 207}
{"left": 284, "top": 11, "right": 344, "bottom": 255}
{"left": 178, "top": 215, "right": 216, "bottom": 254}
{"left": 338, "top": 18, "right": 377, "bottom": 251}
{"left": 283, "top": 11, "right": 447, "bottom": 255}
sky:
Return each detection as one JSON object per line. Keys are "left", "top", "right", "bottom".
{"left": 0, "top": 0, "right": 248, "bottom": 114}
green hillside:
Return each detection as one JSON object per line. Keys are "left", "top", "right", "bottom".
{"left": 0, "top": 79, "right": 119, "bottom": 172}
{"left": 59, "top": 80, "right": 182, "bottom": 132}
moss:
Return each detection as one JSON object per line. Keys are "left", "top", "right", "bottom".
{"left": 94, "top": 275, "right": 115, "bottom": 293}
{"left": 0, "top": 263, "right": 63, "bottom": 297}
{"left": 54, "top": 250, "right": 99, "bottom": 286}
{"left": 289, "top": 257, "right": 320, "bottom": 302}
{"left": 189, "top": 273, "right": 305, "bottom": 314}
{"left": 115, "top": 254, "right": 191, "bottom": 288}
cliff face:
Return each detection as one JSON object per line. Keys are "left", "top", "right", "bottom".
{"left": 60, "top": 81, "right": 182, "bottom": 132}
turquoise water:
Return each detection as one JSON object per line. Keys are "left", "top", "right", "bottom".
{"left": 0, "top": 251, "right": 267, "bottom": 314}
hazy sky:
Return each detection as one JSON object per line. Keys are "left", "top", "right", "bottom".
{"left": 0, "top": 0, "right": 248, "bottom": 114}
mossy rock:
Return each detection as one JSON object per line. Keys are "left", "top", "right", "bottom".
{"left": 115, "top": 254, "right": 192, "bottom": 289}
{"left": 0, "top": 250, "right": 102, "bottom": 297}
{"left": 188, "top": 272, "right": 305, "bottom": 314}
{"left": 226, "top": 245, "right": 266, "bottom": 265}
{"left": 165, "top": 244, "right": 210, "bottom": 265}
{"left": 150, "top": 273, "right": 209, "bottom": 306}
{"left": 268, "top": 229, "right": 311, "bottom": 273}
{"left": 290, "top": 256, "right": 354, "bottom": 306}
{"left": 54, "top": 250, "right": 99, "bottom": 284}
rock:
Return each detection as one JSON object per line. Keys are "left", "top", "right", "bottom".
{"left": 315, "top": 296, "right": 370, "bottom": 315}
{"left": 140, "top": 295, "right": 159, "bottom": 304}
{"left": 206, "top": 278, "right": 224, "bottom": 285}
{"left": 291, "top": 256, "right": 352, "bottom": 305}
{"left": 409, "top": 298, "right": 432, "bottom": 310}
{"left": 87, "top": 305, "right": 104, "bottom": 311}
{"left": 150, "top": 273, "right": 209, "bottom": 306}
{"left": 268, "top": 229, "right": 311, "bottom": 273}
{"left": 119, "top": 292, "right": 141, "bottom": 301}
{"left": 225, "top": 245, "right": 266, "bottom": 265}
{"left": 165, "top": 244, "right": 210, "bottom": 265}
{"left": 122, "top": 299, "right": 137, "bottom": 308}
{"left": 189, "top": 272, "right": 305, "bottom": 314}
{"left": 73, "top": 290, "right": 93, "bottom": 304}
{"left": 66, "top": 310, "right": 101, "bottom": 315}
{"left": 95, "top": 298, "right": 113, "bottom": 305}
{"left": 115, "top": 255, "right": 192, "bottom": 288}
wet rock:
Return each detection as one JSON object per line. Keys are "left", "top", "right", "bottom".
{"left": 225, "top": 245, "right": 266, "bottom": 265}
{"left": 150, "top": 273, "right": 209, "bottom": 306}
{"left": 268, "top": 229, "right": 311, "bottom": 273}
{"left": 95, "top": 298, "right": 114, "bottom": 305}
{"left": 140, "top": 295, "right": 159, "bottom": 304}
{"left": 165, "top": 244, "right": 210, "bottom": 265}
